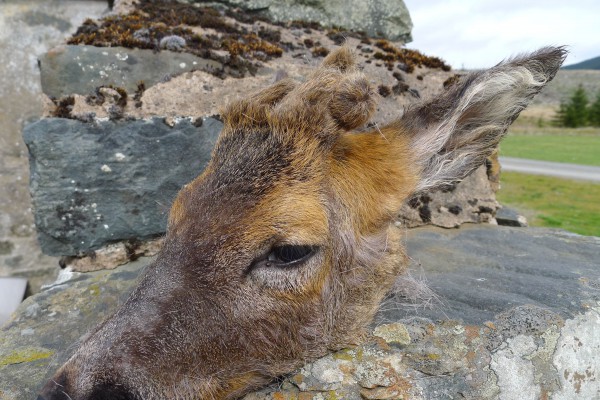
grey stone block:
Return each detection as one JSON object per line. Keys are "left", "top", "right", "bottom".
{"left": 23, "top": 117, "right": 223, "bottom": 256}
{"left": 496, "top": 206, "right": 528, "bottom": 227}
{"left": 377, "top": 224, "right": 600, "bottom": 325}
{"left": 39, "top": 45, "right": 225, "bottom": 98}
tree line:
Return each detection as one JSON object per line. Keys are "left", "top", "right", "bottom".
{"left": 554, "top": 85, "right": 600, "bottom": 127}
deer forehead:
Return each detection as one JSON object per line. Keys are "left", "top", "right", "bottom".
{"left": 169, "top": 129, "right": 330, "bottom": 246}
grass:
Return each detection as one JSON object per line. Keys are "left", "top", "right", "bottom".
{"left": 494, "top": 90, "right": 600, "bottom": 237}
{"left": 500, "top": 134, "right": 600, "bottom": 166}
{"left": 500, "top": 107, "right": 600, "bottom": 166}
{"left": 497, "top": 171, "right": 600, "bottom": 237}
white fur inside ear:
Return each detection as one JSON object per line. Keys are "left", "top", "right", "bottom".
{"left": 412, "top": 61, "right": 550, "bottom": 193}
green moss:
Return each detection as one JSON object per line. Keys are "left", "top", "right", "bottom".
{"left": 0, "top": 348, "right": 55, "bottom": 368}
{"left": 88, "top": 283, "right": 100, "bottom": 296}
{"left": 354, "top": 347, "right": 364, "bottom": 362}
{"left": 326, "top": 391, "right": 338, "bottom": 400}
{"left": 332, "top": 349, "right": 354, "bottom": 362}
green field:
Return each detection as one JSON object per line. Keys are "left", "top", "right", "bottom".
{"left": 500, "top": 134, "right": 600, "bottom": 166}
{"left": 497, "top": 172, "right": 600, "bottom": 237}
{"left": 494, "top": 93, "right": 600, "bottom": 237}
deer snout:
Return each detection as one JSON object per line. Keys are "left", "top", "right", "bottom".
{"left": 38, "top": 370, "right": 137, "bottom": 400}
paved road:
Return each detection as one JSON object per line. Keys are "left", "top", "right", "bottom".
{"left": 499, "top": 157, "right": 600, "bottom": 182}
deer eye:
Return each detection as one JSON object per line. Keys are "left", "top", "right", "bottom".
{"left": 266, "top": 245, "right": 316, "bottom": 267}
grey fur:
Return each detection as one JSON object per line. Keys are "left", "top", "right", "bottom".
{"left": 399, "top": 46, "right": 567, "bottom": 193}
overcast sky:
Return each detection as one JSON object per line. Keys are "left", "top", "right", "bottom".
{"left": 403, "top": 0, "right": 598, "bottom": 69}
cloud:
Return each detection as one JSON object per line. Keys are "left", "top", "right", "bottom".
{"left": 404, "top": 0, "right": 600, "bottom": 69}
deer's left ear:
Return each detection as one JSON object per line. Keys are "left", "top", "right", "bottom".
{"left": 329, "top": 71, "right": 376, "bottom": 130}
{"left": 396, "top": 46, "right": 567, "bottom": 193}
{"left": 320, "top": 47, "right": 376, "bottom": 130}
{"left": 221, "top": 78, "right": 297, "bottom": 129}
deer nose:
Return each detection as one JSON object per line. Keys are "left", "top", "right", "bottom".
{"left": 39, "top": 377, "right": 138, "bottom": 400}
{"left": 38, "top": 373, "right": 71, "bottom": 400}
{"left": 36, "top": 390, "right": 69, "bottom": 400}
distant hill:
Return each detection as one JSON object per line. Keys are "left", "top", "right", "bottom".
{"left": 530, "top": 69, "right": 600, "bottom": 106}
{"left": 563, "top": 56, "right": 600, "bottom": 70}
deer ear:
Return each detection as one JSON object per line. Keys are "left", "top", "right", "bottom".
{"left": 274, "top": 46, "right": 376, "bottom": 132}
{"left": 221, "top": 78, "right": 297, "bottom": 129}
{"left": 398, "top": 46, "right": 567, "bottom": 193}
{"left": 320, "top": 47, "right": 376, "bottom": 130}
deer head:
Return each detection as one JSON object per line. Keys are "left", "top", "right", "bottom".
{"left": 38, "top": 46, "right": 565, "bottom": 400}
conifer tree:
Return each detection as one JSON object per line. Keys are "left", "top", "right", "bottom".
{"left": 589, "top": 91, "right": 600, "bottom": 127}
{"left": 554, "top": 85, "right": 589, "bottom": 127}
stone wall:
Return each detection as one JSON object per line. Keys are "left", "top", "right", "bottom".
{"left": 0, "top": 0, "right": 108, "bottom": 293}
{"left": 23, "top": 0, "right": 500, "bottom": 262}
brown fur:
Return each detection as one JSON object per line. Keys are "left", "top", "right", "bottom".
{"left": 39, "top": 46, "right": 566, "bottom": 400}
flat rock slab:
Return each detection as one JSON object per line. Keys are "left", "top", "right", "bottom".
{"left": 39, "top": 45, "right": 225, "bottom": 98}
{"left": 24, "top": 117, "right": 222, "bottom": 255}
{"left": 1, "top": 225, "right": 599, "bottom": 399}
{"left": 0, "top": 258, "right": 150, "bottom": 400}
{"left": 376, "top": 224, "right": 600, "bottom": 325}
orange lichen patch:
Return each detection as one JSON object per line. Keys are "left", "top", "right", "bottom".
{"left": 272, "top": 393, "right": 296, "bottom": 400}
{"left": 373, "top": 39, "right": 450, "bottom": 73}
{"left": 67, "top": 0, "right": 283, "bottom": 77}
{"left": 223, "top": 34, "right": 283, "bottom": 58}
{"left": 465, "top": 350, "right": 477, "bottom": 364}
{"left": 372, "top": 336, "right": 392, "bottom": 351}
{"left": 312, "top": 46, "right": 330, "bottom": 57}
{"left": 464, "top": 325, "right": 480, "bottom": 343}
{"left": 483, "top": 321, "right": 496, "bottom": 330}
{"left": 360, "top": 375, "right": 413, "bottom": 400}
{"left": 51, "top": 96, "right": 75, "bottom": 118}
{"left": 443, "top": 74, "right": 463, "bottom": 89}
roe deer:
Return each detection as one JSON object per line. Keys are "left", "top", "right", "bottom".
{"left": 38, "top": 46, "right": 566, "bottom": 400}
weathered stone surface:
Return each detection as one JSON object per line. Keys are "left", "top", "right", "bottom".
{"left": 1, "top": 225, "right": 598, "bottom": 399}
{"left": 496, "top": 206, "right": 528, "bottom": 227}
{"left": 39, "top": 45, "right": 227, "bottom": 98}
{"left": 378, "top": 224, "right": 600, "bottom": 325}
{"left": 25, "top": 113, "right": 497, "bottom": 256}
{"left": 191, "top": 0, "right": 413, "bottom": 42}
{"left": 0, "top": 258, "right": 150, "bottom": 400}
{"left": 24, "top": 117, "right": 223, "bottom": 255}
{"left": 0, "top": 0, "right": 107, "bottom": 292}
{"left": 63, "top": 238, "right": 164, "bottom": 272}
{"left": 398, "top": 165, "right": 499, "bottom": 228}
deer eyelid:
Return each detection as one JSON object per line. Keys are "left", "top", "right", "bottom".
{"left": 252, "top": 244, "right": 318, "bottom": 271}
